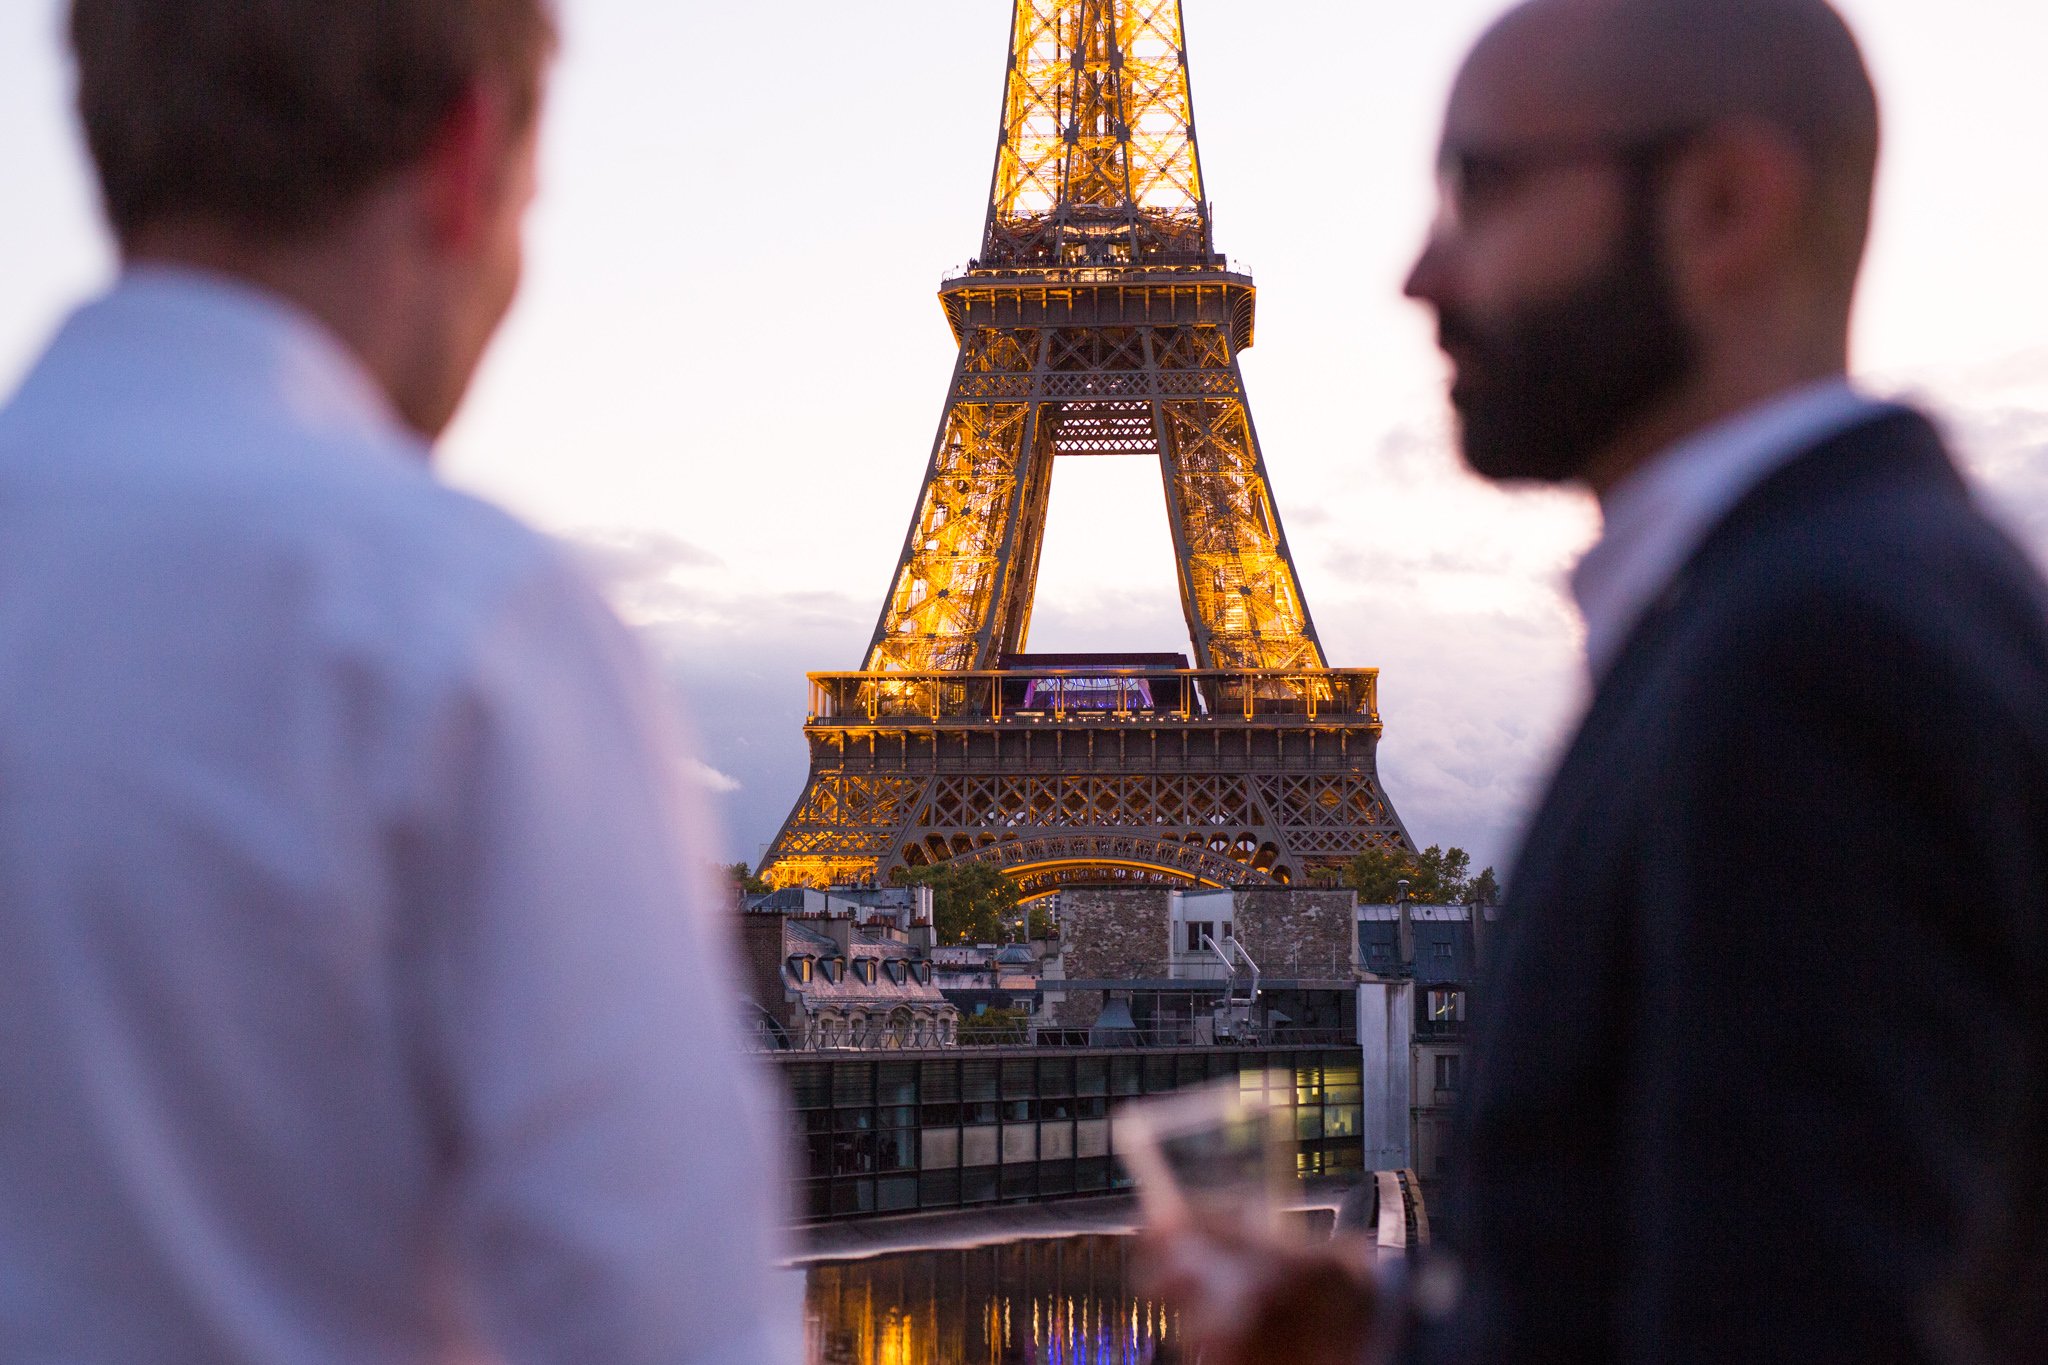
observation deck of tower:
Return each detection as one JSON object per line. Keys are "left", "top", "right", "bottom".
{"left": 762, "top": 0, "right": 1412, "bottom": 897}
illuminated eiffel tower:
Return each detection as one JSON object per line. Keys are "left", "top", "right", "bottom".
{"left": 763, "top": 0, "right": 1411, "bottom": 896}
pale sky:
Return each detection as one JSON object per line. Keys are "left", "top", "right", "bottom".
{"left": 3, "top": 1, "right": 2045, "bottom": 872}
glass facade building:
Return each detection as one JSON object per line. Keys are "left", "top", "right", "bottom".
{"left": 775, "top": 1046, "right": 1366, "bottom": 1222}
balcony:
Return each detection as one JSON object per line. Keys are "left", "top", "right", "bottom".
{"left": 805, "top": 667, "right": 1380, "bottom": 731}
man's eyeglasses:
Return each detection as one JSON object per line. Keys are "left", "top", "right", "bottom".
{"left": 1433, "top": 126, "right": 1702, "bottom": 232}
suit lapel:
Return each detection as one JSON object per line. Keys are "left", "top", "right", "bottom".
{"left": 1483, "top": 408, "right": 1959, "bottom": 1050}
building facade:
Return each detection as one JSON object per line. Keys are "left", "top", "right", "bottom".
{"left": 738, "top": 883, "right": 1479, "bottom": 1221}
{"left": 1357, "top": 901, "right": 1492, "bottom": 1182}
{"left": 739, "top": 887, "right": 960, "bottom": 1050}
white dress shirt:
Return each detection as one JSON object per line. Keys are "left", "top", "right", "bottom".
{"left": 1570, "top": 378, "right": 1895, "bottom": 679}
{"left": 0, "top": 270, "right": 794, "bottom": 1364}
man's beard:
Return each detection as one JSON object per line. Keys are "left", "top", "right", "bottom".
{"left": 1442, "top": 209, "right": 1698, "bottom": 484}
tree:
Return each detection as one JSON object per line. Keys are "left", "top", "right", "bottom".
{"left": 1410, "top": 845, "right": 1472, "bottom": 903}
{"left": 726, "top": 862, "right": 771, "bottom": 897}
{"left": 957, "top": 1006, "right": 1031, "bottom": 1045}
{"left": 1340, "top": 843, "right": 1498, "bottom": 905}
{"left": 1341, "top": 845, "right": 1413, "bottom": 902}
{"left": 1025, "top": 903, "right": 1058, "bottom": 942}
{"left": 1467, "top": 866, "right": 1502, "bottom": 906}
{"left": 891, "top": 861, "right": 1021, "bottom": 946}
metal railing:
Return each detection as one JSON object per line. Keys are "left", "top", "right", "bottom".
{"left": 959, "top": 1024, "right": 1358, "bottom": 1050}
{"left": 740, "top": 1023, "right": 1359, "bottom": 1055}
{"left": 804, "top": 666, "right": 1379, "bottom": 729}
{"left": 941, "top": 260, "right": 1244, "bottom": 286}
{"left": 1063, "top": 954, "right": 1363, "bottom": 984}
{"left": 767, "top": 1024, "right": 955, "bottom": 1053}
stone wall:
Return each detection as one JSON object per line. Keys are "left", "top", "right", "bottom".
{"left": 1058, "top": 887, "right": 1175, "bottom": 978}
{"left": 1051, "top": 887, "right": 1174, "bottom": 1026}
{"left": 1047, "top": 886, "right": 1358, "bottom": 1024}
{"left": 1231, "top": 889, "right": 1357, "bottom": 978}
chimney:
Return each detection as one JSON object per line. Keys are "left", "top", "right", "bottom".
{"left": 910, "top": 885, "right": 936, "bottom": 954}
{"left": 821, "top": 913, "right": 853, "bottom": 958}
{"left": 1469, "top": 892, "right": 1486, "bottom": 973}
{"left": 1396, "top": 879, "right": 1414, "bottom": 973}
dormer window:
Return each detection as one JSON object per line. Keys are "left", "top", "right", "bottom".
{"left": 821, "top": 957, "right": 846, "bottom": 984}
{"left": 912, "top": 961, "right": 931, "bottom": 985}
{"left": 884, "top": 959, "right": 907, "bottom": 985}
{"left": 852, "top": 959, "right": 876, "bottom": 986}
{"left": 787, "top": 954, "right": 815, "bottom": 984}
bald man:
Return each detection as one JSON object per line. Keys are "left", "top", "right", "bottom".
{"left": 1145, "top": 1, "right": 2048, "bottom": 1362}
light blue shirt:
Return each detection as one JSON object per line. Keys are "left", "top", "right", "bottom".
{"left": 0, "top": 269, "right": 793, "bottom": 1364}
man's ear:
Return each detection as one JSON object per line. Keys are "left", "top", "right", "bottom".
{"left": 416, "top": 83, "right": 519, "bottom": 252}
{"left": 1662, "top": 120, "right": 1809, "bottom": 302}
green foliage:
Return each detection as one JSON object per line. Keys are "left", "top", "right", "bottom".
{"left": 891, "top": 861, "right": 1022, "bottom": 946}
{"left": 957, "top": 1006, "right": 1032, "bottom": 1045}
{"left": 1412, "top": 845, "right": 1471, "bottom": 903}
{"left": 727, "top": 862, "right": 771, "bottom": 896}
{"left": 1343, "top": 846, "right": 1412, "bottom": 902}
{"left": 1340, "top": 843, "right": 1498, "bottom": 905}
{"left": 1467, "top": 866, "right": 1502, "bottom": 906}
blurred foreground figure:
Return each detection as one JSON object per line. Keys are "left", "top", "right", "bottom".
{"left": 0, "top": 3, "right": 791, "bottom": 1361}
{"left": 1150, "top": 0, "right": 2048, "bottom": 1361}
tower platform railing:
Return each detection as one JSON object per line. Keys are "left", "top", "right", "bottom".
{"left": 939, "top": 260, "right": 1247, "bottom": 285}
{"left": 803, "top": 667, "right": 1380, "bottom": 729}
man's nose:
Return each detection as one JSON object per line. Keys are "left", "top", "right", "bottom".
{"left": 1404, "top": 232, "right": 1450, "bottom": 307}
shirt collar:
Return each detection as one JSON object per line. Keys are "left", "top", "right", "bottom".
{"left": 1569, "top": 377, "right": 1891, "bottom": 680}
{"left": 63, "top": 264, "right": 419, "bottom": 453}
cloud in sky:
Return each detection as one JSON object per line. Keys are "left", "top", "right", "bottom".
{"left": 686, "top": 758, "right": 743, "bottom": 795}
{"left": 1290, "top": 419, "right": 1595, "bottom": 873}
{"left": 1899, "top": 348, "right": 2048, "bottom": 550}
{"left": 566, "top": 527, "right": 725, "bottom": 626}
{"left": 553, "top": 524, "right": 877, "bottom": 864}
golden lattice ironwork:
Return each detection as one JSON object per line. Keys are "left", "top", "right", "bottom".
{"left": 988, "top": 0, "right": 1208, "bottom": 268}
{"left": 763, "top": 2, "right": 1409, "bottom": 893}
{"left": 867, "top": 304, "right": 1327, "bottom": 673}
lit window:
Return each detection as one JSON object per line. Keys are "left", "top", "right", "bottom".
{"left": 1428, "top": 988, "right": 1465, "bottom": 1022}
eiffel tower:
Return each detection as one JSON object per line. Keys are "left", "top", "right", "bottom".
{"left": 762, "top": 0, "right": 1411, "bottom": 896}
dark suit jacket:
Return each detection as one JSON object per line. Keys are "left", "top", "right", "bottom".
{"left": 1423, "top": 409, "right": 2048, "bottom": 1364}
